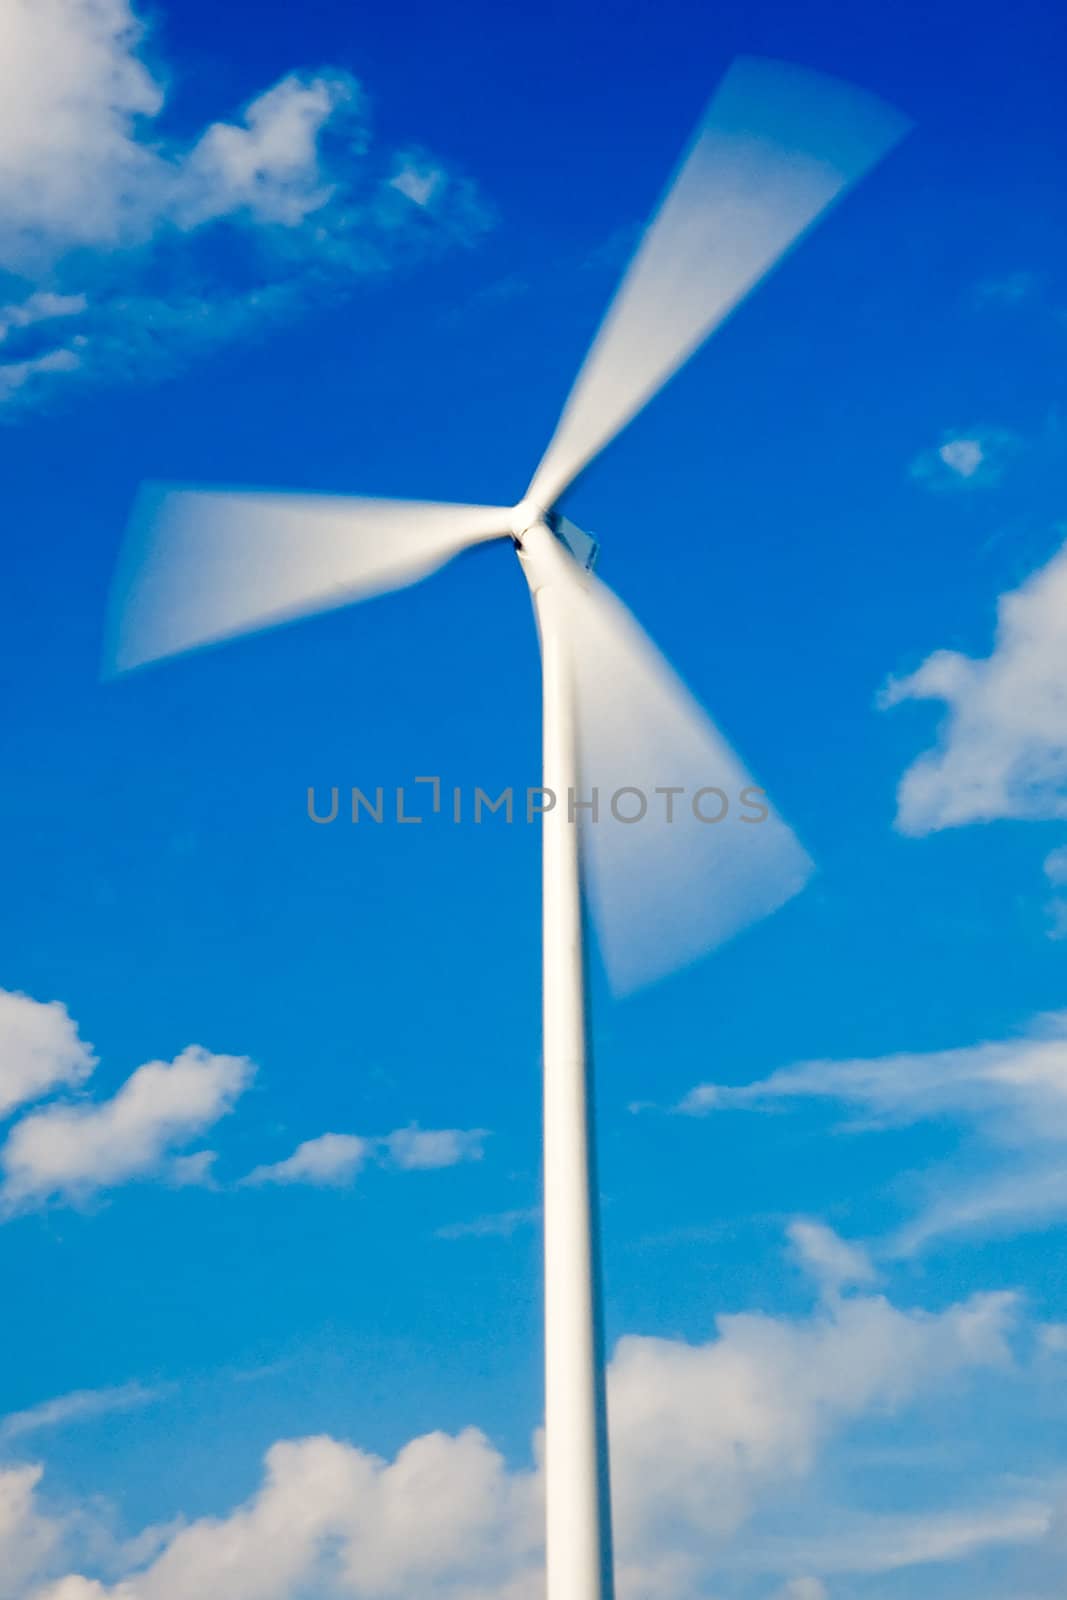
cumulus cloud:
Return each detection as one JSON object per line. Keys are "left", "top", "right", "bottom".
{"left": 0, "top": 1466, "right": 61, "bottom": 1600}
{"left": 384, "top": 1125, "right": 487, "bottom": 1171}
{"left": 0, "top": 0, "right": 164, "bottom": 265}
{"left": 1, "top": 1265, "right": 1022, "bottom": 1600}
{"left": 243, "top": 1133, "right": 370, "bottom": 1189}
{"left": 909, "top": 427, "right": 1020, "bottom": 489}
{"left": 606, "top": 1287, "right": 1015, "bottom": 1560}
{"left": 0, "top": 0, "right": 490, "bottom": 410}
{"left": 0, "top": 989, "right": 96, "bottom": 1121}
{"left": 28, "top": 1430, "right": 541, "bottom": 1600}
{"left": 242, "top": 1125, "right": 486, "bottom": 1188}
{"left": 32, "top": 1582, "right": 110, "bottom": 1600}
{"left": 173, "top": 74, "right": 360, "bottom": 231}
{"left": 880, "top": 538, "right": 1067, "bottom": 833}
{"left": 0, "top": 1046, "right": 252, "bottom": 1210}
{"left": 0, "top": 982, "right": 479, "bottom": 1210}
{"left": 680, "top": 1012, "right": 1067, "bottom": 1252}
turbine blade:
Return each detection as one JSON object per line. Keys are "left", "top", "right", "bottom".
{"left": 526, "top": 57, "right": 910, "bottom": 510}
{"left": 557, "top": 564, "right": 814, "bottom": 992}
{"left": 106, "top": 487, "right": 512, "bottom": 674}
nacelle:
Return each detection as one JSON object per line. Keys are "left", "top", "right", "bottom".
{"left": 547, "top": 512, "right": 599, "bottom": 571}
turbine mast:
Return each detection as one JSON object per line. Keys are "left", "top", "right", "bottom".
{"left": 523, "top": 522, "right": 615, "bottom": 1600}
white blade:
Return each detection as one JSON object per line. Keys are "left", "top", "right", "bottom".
{"left": 526, "top": 57, "right": 910, "bottom": 510}
{"left": 105, "top": 487, "right": 512, "bottom": 674}
{"left": 557, "top": 564, "right": 814, "bottom": 992}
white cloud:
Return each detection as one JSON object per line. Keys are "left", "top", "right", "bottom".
{"left": 388, "top": 155, "right": 447, "bottom": 209}
{"left": 3, "top": 1266, "right": 1021, "bottom": 1600}
{"left": 771, "top": 1582, "right": 828, "bottom": 1600}
{"left": 1043, "top": 846, "right": 1067, "bottom": 939}
{"left": 684, "top": 1011, "right": 1067, "bottom": 1144}
{"left": 0, "top": 1045, "right": 252, "bottom": 1210}
{"left": 0, "top": 4, "right": 360, "bottom": 260}
{"left": 675, "top": 1082, "right": 722, "bottom": 1115}
{"left": 606, "top": 1287, "right": 1015, "bottom": 1559}
{"left": 880, "top": 538, "right": 1067, "bottom": 832}
{"left": 786, "top": 1221, "right": 876, "bottom": 1295}
{"left": 173, "top": 74, "right": 360, "bottom": 230}
{"left": 0, "top": 348, "right": 81, "bottom": 402}
{"left": 166, "top": 1149, "right": 217, "bottom": 1189}
{"left": 761, "top": 1500, "right": 1051, "bottom": 1577}
{"left": 0, "top": 1466, "right": 60, "bottom": 1600}
{"left": 0, "top": 1384, "right": 161, "bottom": 1446}
{"left": 0, "top": 989, "right": 96, "bottom": 1122}
{"left": 242, "top": 1125, "right": 487, "bottom": 1188}
{"left": 1045, "top": 847, "right": 1067, "bottom": 886}
{"left": 1039, "top": 1323, "right": 1067, "bottom": 1354}
{"left": 436, "top": 1208, "right": 539, "bottom": 1241}
{"left": 939, "top": 438, "right": 984, "bottom": 478}
{"left": 0, "top": 0, "right": 164, "bottom": 266}
{"left": 34, "top": 1430, "right": 541, "bottom": 1600}
{"left": 0, "top": 0, "right": 490, "bottom": 411}
{"left": 31, "top": 1581, "right": 109, "bottom": 1600}
{"left": 892, "top": 1162, "right": 1067, "bottom": 1257}
{"left": 385, "top": 1125, "right": 487, "bottom": 1171}
{"left": 680, "top": 1013, "right": 1067, "bottom": 1252}
{"left": 244, "top": 1133, "right": 370, "bottom": 1189}
{"left": 909, "top": 427, "right": 1019, "bottom": 490}
{"left": 0, "top": 293, "right": 86, "bottom": 339}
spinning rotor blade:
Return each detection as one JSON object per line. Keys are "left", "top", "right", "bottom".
{"left": 526, "top": 57, "right": 910, "bottom": 511}
{"left": 106, "top": 487, "right": 512, "bottom": 674}
{"left": 555, "top": 562, "right": 814, "bottom": 992}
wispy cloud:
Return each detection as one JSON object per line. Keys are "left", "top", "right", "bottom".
{"left": 678, "top": 1011, "right": 1067, "bottom": 1142}
{"left": 436, "top": 1207, "right": 538, "bottom": 1240}
{"left": 0, "top": 290, "right": 86, "bottom": 338}
{"left": 971, "top": 271, "right": 1040, "bottom": 307}
{"left": 166, "top": 1149, "right": 219, "bottom": 1189}
{"left": 677, "top": 1012, "right": 1067, "bottom": 1253}
{"left": 757, "top": 1499, "right": 1052, "bottom": 1578}
{"left": 0, "top": 1382, "right": 164, "bottom": 1446}
{"left": 909, "top": 427, "right": 1021, "bottom": 490}
{"left": 880, "top": 537, "right": 1067, "bottom": 833}
{"left": 0, "top": 0, "right": 491, "bottom": 412}
{"left": 893, "top": 1163, "right": 1067, "bottom": 1257}
{"left": 1043, "top": 845, "right": 1067, "bottom": 939}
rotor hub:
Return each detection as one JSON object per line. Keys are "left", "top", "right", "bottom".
{"left": 509, "top": 499, "right": 546, "bottom": 540}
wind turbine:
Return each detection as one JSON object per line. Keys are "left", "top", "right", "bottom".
{"left": 105, "top": 55, "right": 909, "bottom": 1600}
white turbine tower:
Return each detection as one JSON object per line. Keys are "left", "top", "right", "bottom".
{"left": 106, "top": 56, "right": 908, "bottom": 1600}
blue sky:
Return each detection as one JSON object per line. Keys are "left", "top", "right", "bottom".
{"left": 1, "top": 1, "right": 1066, "bottom": 1596}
